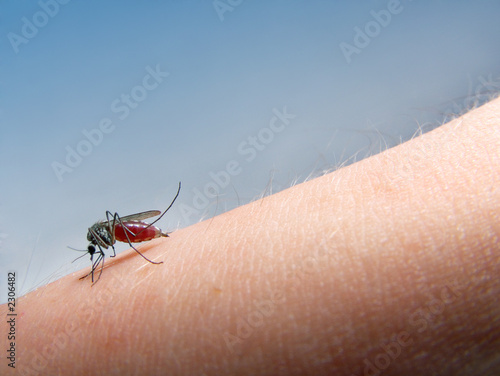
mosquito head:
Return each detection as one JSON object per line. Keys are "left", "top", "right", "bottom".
{"left": 87, "top": 244, "right": 96, "bottom": 255}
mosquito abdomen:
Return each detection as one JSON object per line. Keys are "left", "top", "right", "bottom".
{"left": 114, "top": 221, "right": 164, "bottom": 243}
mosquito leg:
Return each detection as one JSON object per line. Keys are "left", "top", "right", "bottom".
{"left": 91, "top": 254, "right": 97, "bottom": 282}
{"left": 80, "top": 268, "right": 94, "bottom": 280}
{"left": 79, "top": 251, "right": 102, "bottom": 280}
{"left": 106, "top": 211, "right": 140, "bottom": 239}
{"left": 92, "top": 251, "right": 105, "bottom": 284}
{"left": 109, "top": 244, "right": 117, "bottom": 258}
{"left": 134, "top": 182, "right": 181, "bottom": 236}
{"left": 103, "top": 213, "right": 118, "bottom": 259}
{"left": 106, "top": 210, "right": 118, "bottom": 245}
{"left": 128, "top": 242, "right": 163, "bottom": 264}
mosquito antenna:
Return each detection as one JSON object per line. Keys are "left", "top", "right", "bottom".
{"left": 68, "top": 246, "right": 91, "bottom": 263}
{"left": 72, "top": 254, "right": 89, "bottom": 263}
{"left": 68, "top": 246, "right": 88, "bottom": 252}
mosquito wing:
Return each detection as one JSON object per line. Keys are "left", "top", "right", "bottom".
{"left": 107, "top": 210, "right": 162, "bottom": 223}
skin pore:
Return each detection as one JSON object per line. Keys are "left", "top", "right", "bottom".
{"left": 1, "top": 97, "right": 499, "bottom": 375}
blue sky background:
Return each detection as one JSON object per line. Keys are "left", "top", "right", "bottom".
{"left": 1, "top": 0, "right": 500, "bottom": 301}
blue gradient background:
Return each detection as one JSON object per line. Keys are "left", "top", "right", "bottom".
{"left": 1, "top": 1, "right": 500, "bottom": 301}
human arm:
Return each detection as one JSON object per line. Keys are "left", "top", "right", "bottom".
{"left": 2, "top": 96, "right": 500, "bottom": 375}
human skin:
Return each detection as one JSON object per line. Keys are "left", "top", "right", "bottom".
{"left": 1, "top": 97, "right": 500, "bottom": 375}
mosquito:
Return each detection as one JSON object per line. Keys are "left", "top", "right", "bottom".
{"left": 71, "top": 182, "right": 181, "bottom": 283}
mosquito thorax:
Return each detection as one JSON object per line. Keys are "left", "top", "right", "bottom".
{"left": 87, "top": 222, "right": 113, "bottom": 247}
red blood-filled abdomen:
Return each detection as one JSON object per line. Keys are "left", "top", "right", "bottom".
{"left": 114, "top": 221, "right": 162, "bottom": 243}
